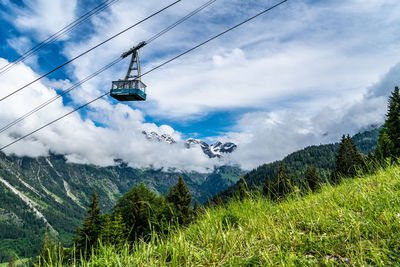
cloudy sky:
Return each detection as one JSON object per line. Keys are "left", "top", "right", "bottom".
{"left": 0, "top": 0, "right": 399, "bottom": 171}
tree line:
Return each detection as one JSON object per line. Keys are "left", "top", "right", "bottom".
{"left": 208, "top": 87, "right": 400, "bottom": 205}
{"left": 38, "top": 176, "right": 202, "bottom": 264}
{"left": 243, "top": 86, "right": 400, "bottom": 203}
{"left": 37, "top": 87, "right": 400, "bottom": 264}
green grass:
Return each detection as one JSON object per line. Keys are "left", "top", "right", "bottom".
{"left": 47, "top": 165, "right": 400, "bottom": 266}
{"left": 0, "top": 258, "right": 29, "bottom": 267}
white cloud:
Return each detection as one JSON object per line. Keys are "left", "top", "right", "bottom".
{"left": 0, "top": 57, "right": 222, "bottom": 172}
{"left": 13, "top": 0, "right": 78, "bottom": 40}
{"left": 2, "top": 0, "right": 400, "bottom": 171}
{"left": 50, "top": 0, "right": 400, "bottom": 121}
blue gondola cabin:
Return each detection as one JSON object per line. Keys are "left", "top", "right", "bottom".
{"left": 110, "top": 80, "right": 146, "bottom": 101}
{"left": 110, "top": 41, "right": 147, "bottom": 101}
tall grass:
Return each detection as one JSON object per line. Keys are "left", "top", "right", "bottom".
{"left": 42, "top": 165, "right": 400, "bottom": 266}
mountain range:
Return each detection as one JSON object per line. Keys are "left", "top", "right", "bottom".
{"left": 213, "top": 128, "right": 380, "bottom": 203}
{"left": 0, "top": 134, "right": 240, "bottom": 262}
{"left": 142, "top": 131, "right": 237, "bottom": 158}
{"left": 0, "top": 128, "right": 379, "bottom": 262}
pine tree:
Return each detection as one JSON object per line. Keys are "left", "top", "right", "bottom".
{"left": 166, "top": 176, "right": 193, "bottom": 225}
{"left": 275, "top": 162, "right": 292, "bottom": 198}
{"left": 113, "top": 183, "right": 163, "bottom": 242}
{"left": 333, "top": 135, "right": 363, "bottom": 182}
{"left": 74, "top": 190, "right": 101, "bottom": 254}
{"left": 304, "top": 166, "right": 320, "bottom": 191}
{"left": 101, "top": 213, "right": 126, "bottom": 247}
{"left": 375, "top": 86, "right": 400, "bottom": 162}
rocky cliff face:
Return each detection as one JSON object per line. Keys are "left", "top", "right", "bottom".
{"left": 142, "top": 131, "right": 237, "bottom": 158}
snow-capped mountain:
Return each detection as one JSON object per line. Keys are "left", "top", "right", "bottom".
{"left": 142, "top": 131, "right": 176, "bottom": 144}
{"left": 142, "top": 131, "right": 237, "bottom": 158}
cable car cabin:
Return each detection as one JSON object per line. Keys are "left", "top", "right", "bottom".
{"left": 110, "top": 79, "right": 146, "bottom": 101}
{"left": 110, "top": 41, "right": 147, "bottom": 101}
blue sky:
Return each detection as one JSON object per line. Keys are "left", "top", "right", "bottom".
{"left": 0, "top": 0, "right": 268, "bottom": 138}
{"left": 0, "top": 0, "right": 399, "bottom": 170}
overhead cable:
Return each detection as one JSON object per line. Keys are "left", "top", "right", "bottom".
{"left": 0, "top": 0, "right": 182, "bottom": 103}
{"left": 0, "top": 0, "right": 217, "bottom": 134}
{"left": 0, "top": 0, "right": 288, "bottom": 151}
{"left": 0, "top": 0, "right": 120, "bottom": 76}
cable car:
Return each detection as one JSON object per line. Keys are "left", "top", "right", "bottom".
{"left": 110, "top": 41, "right": 147, "bottom": 101}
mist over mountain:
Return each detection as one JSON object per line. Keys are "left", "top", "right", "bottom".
{"left": 142, "top": 130, "right": 237, "bottom": 158}
{"left": 0, "top": 148, "right": 241, "bottom": 261}
{"left": 0, "top": 127, "right": 379, "bottom": 262}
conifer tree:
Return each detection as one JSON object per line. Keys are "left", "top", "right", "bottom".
{"left": 101, "top": 213, "right": 126, "bottom": 247}
{"left": 166, "top": 176, "right": 193, "bottom": 225}
{"left": 113, "top": 183, "right": 162, "bottom": 241}
{"left": 74, "top": 190, "right": 101, "bottom": 253}
{"left": 333, "top": 135, "right": 363, "bottom": 182}
{"left": 262, "top": 176, "right": 274, "bottom": 200}
{"left": 275, "top": 162, "right": 292, "bottom": 198}
{"left": 375, "top": 86, "right": 400, "bottom": 162}
{"left": 304, "top": 166, "right": 320, "bottom": 191}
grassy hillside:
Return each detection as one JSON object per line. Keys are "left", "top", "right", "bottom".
{"left": 57, "top": 164, "right": 400, "bottom": 266}
{"left": 214, "top": 128, "right": 379, "bottom": 203}
{"left": 0, "top": 151, "right": 240, "bottom": 262}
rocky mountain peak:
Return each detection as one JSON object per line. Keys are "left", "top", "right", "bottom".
{"left": 141, "top": 131, "right": 237, "bottom": 158}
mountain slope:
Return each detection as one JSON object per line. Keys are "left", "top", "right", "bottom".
{"left": 142, "top": 131, "right": 237, "bottom": 158}
{"left": 0, "top": 152, "right": 240, "bottom": 262}
{"left": 73, "top": 164, "right": 400, "bottom": 266}
{"left": 213, "top": 128, "right": 379, "bottom": 202}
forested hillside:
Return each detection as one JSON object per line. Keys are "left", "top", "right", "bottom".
{"left": 0, "top": 128, "right": 379, "bottom": 263}
{"left": 50, "top": 164, "right": 400, "bottom": 266}
{"left": 213, "top": 128, "right": 379, "bottom": 202}
{"left": 0, "top": 153, "right": 240, "bottom": 263}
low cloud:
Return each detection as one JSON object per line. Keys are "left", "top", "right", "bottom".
{"left": 0, "top": 58, "right": 221, "bottom": 172}
{"left": 1, "top": 0, "right": 400, "bottom": 172}
{"left": 226, "top": 62, "right": 399, "bottom": 170}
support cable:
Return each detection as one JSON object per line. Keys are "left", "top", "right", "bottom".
{"left": 0, "top": 0, "right": 120, "bottom": 76}
{"left": 0, "top": 0, "right": 182, "bottom": 103}
{"left": 0, "top": 0, "right": 288, "bottom": 151}
{"left": 0, "top": 0, "right": 217, "bottom": 134}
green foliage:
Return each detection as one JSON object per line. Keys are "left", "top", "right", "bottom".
{"left": 53, "top": 165, "right": 400, "bottom": 266}
{"left": 304, "top": 165, "right": 320, "bottom": 191}
{"left": 237, "top": 183, "right": 246, "bottom": 201}
{"left": 192, "top": 200, "right": 201, "bottom": 218}
{"left": 113, "top": 183, "right": 164, "bottom": 242}
{"left": 100, "top": 213, "right": 126, "bottom": 247}
{"left": 215, "top": 196, "right": 224, "bottom": 207}
{"left": 0, "top": 151, "right": 239, "bottom": 262}
{"left": 38, "top": 232, "right": 63, "bottom": 266}
{"left": 166, "top": 177, "right": 193, "bottom": 225}
{"left": 375, "top": 86, "right": 400, "bottom": 162}
{"left": 74, "top": 190, "right": 101, "bottom": 254}
{"left": 262, "top": 163, "right": 297, "bottom": 201}
{"left": 333, "top": 135, "right": 363, "bottom": 182}
{"left": 213, "top": 129, "right": 379, "bottom": 204}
